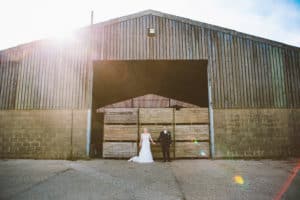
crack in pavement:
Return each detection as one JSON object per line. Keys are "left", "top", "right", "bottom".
{"left": 169, "top": 164, "right": 187, "bottom": 200}
{"left": 7, "top": 168, "right": 73, "bottom": 200}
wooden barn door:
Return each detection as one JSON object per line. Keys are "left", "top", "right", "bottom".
{"left": 102, "top": 108, "right": 210, "bottom": 159}
{"left": 102, "top": 108, "right": 138, "bottom": 158}
{"left": 174, "top": 108, "right": 210, "bottom": 158}
{"left": 139, "top": 108, "right": 175, "bottom": 160}
{"left": 139, "top": 108, "right": 210, "bottom": 159}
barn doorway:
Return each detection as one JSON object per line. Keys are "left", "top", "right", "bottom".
{"left": 91, "top": 60, "right": 209, "bottom": 159}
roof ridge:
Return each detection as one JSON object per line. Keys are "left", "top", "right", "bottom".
{"left": 1, "top": 9, "right": 299, "bottom": 52}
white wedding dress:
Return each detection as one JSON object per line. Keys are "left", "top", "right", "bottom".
{"left": 128, "top": 133, "right": 154, "bottom": 163}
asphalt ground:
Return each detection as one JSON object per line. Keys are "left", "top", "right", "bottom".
{"left": 0, "top": 159, "right": 299, "bottom": 200}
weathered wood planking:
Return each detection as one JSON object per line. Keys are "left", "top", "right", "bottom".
{"left": 103, "top": 142, "right": 137, "bottom": 158}
{"left": 151, "top": 144, "right": 175, "bottom": 159}
{"left": 139, "top": 108, "right": 173, "bottom": 124}
{"left": 175, "top": 142, "right": 210, "bottom": 158}
{"left": 133, "top": 94, "right": 170, "bottom": 108}
{"left": 170, "top": 99, "right": 199, "bottom": 108}
{"left": 1, "top": 11, "right": 299, "bottom": 110}
{"left": 104, "top": 108, "right": 138, "bottom": 124}
{"left": 175, "top": 125, "right": 209, "bottom": 141}
{"left": 175, "top": 108, "right": 209, "bottom": 124}
{"left": 104, "top": 125, "right": 137, "bottom": 141}
{"left": 139, "top": 125, "right": 173, "bottom": 140}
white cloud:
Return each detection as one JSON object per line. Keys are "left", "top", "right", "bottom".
{"left": 0, "top": 0, "right": 299, "bottom": 50}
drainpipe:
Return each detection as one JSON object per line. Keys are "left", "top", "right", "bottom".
{"left": 86, "top": 109, "right": 92, "bottom": 157}
{"left": 208, "top": 85, "right": 215, "bottom": 159}
{"left": 86, "top": 10, "right": 94, "bottom": 157}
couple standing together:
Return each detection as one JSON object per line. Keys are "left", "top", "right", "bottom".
{"left": 128, "top": 127, "right": 172, "bottom": 163}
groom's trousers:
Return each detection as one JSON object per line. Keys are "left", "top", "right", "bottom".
{"left": 161, "top": 145, "right": 171, "bottom": 161}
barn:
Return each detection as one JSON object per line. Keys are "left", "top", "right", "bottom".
{"left": 0, "top": 10, "right": 299, "bottom": 159}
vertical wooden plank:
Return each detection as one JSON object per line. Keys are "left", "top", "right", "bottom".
{"left": 70, "top": 44, "right": 76, "bottom": 109}
{"left": 175, "top": 20, "right": 180, "bottom": 59}
{"left": 156, "top": 16, "right": 161, "bottom": 59}
{"left": 77, "top": 44, "right": 83, "bottom": 109}
{"left": 275, "top": 46, "right": 282, "bottom": 108}
{"left": 257, "top": 42, "right": 264, "bottom": 108}
{"left": 199, "top": 27, "right": 204, "bottom": 59}
{"left": 112, "top": 24, "right": 117, "bottom": 60}
{"left": 279, "top": 48, "right": 288, "bottom": 108}
{"left": 42, "top": 45, "right": 49, "bottom": 109}
{"left": 249, "top": 40, "right": 256, "bottom": 107}
{"left": 211, "top": 31, "right": 219, "bottom": 108}
{"left": 70, "top": 44, "right": 77, "bottom": 108}
{"left": 290, "top": 49, "right": 298, "bottom": 107}
{"left": 32, "top": 46, "right": 40, "bottom": 109}
{"left": 35, "top": 45, "right": 43, "bottom": 109}
{"left": 3, "top": 52, "right": 10, "bottom": 109}
{"left": 169, "top": 19, "right": 174, "bottom": 60}
{"left": 262, "top": 43, "right": 270, "bottom": 107}
{"left": 219, "top": 32, "right": 226, "bottom": 108}
{"left": 288, "top": 50, "right": 295, "bottom": 107}
{"left": 190, "top": 25, "right": 196, "bottom": 59}
{"left": 232, "top": 36, "right": 239, "bottom": 108}
{"left": 164, "top": 18, "right": 169, "bottom": 60}
{"left": 181, "top": 22, "right": 187, "bottom": 59}
{"left": 271, "top": 46, "right": 280, "bottom": 108}
{"left": 265, "top": 44, "right": 274, "bottom": 107}
{"left": 225, "top": 34, "right": 232, "bottom": 108}
{"left": 292, "top": 50, "right": 300, "bottom": 107}
{"left": 21, "top": 48, "right": 30, "bottom": 109}
{"left": 219, "top": 32, "right": 225, "bottom": 108}
{"left": 38, "top": 45, "right": 45, "bottom": 109}
{"left": 238, "top": 37, "right": 245, "bottom": 107}
{"left": 213, "top": 32, "right": 220, "bottom": 108}
{"left": 254, "top": 41, "right": 261, "bottom": 107}
{"left": 135, "top": 17, "right": 139, "bottom": 60}
{"left": 285, "top": 48, "right": 292, "bottom": 107}
{"left": 151, "top": 15, "right": 156, "bottom": 60}
{"left": 236, "top": 37, "right": 243, "bottom": 108}
{"left": 58, "top": 45, "right": 65, "bottom": 108}
{"left": 0, "top": 59, "right": 5, "bottom": 109}
{"left": 10, "top": 51, "right": 17, "bottom": 109}
{"left": 31, "top": 44, "right": 40, "bottom": 109}
{"left": 271, "top": 46, "right": 279, "bottom": 107}
{"left": 25, "top": 44, "right": 34, "bottom": 109}
{"left": 193, "top": 26, "right": 200, "bottom": 60}
{"left": 7, "top": 50, "right": 15, "bottom": 109}
{"left": 48, "top": 45, "right": 55, "bottom": 108}
{"left": 246, "top": 39, "right": 254, "bottom": 108}
{"left": 133, "top": 17, "right": 138, "bottom": 60}
{"left": 1, "top": 56, "right": 10, "bottom": 109}
{"left": 52, "top": 46, "right": 59, "bottom": 108}
{"left": 142, "top": 16, "right": 147, "bottom": 60}
{"left": 81, "top": 40, "right": 88, "bottom": 109}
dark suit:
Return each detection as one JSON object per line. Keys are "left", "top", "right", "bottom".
{"left": 157, "top": 130, "right": 172, "bottom": 161}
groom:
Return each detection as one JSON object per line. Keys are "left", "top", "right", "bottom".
{"left": 157, "top": 126, "right": 172, "bottom": 162}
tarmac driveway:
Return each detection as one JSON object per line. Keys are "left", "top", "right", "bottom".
{"left": 0, "top": 159, "right": 299, "bottom": 200}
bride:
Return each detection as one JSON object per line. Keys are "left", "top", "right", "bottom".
{"left": 128, "top": 128, "right": 155, "bottom": 163}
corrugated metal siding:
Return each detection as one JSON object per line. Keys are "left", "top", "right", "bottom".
{"left": 0, "top": 39, "right": 89, "bottom": 109}
{"left": 0, "top": 13, "right": 299, "bottom": 110}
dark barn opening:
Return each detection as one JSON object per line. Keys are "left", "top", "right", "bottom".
{"left": 91, "top": 60, "right": 208, "bottom": 158}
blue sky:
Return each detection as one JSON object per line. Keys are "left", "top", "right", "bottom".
{"left": 0, "top": 0, "right": 299, "bottom": 50}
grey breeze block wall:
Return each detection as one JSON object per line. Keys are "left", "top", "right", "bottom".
{"left": 0, "top": 110, "right": 87, "bottom": 159}
{"left": 0, "top": 10, "right": 299, "bottom": 159}
{"left": 214, "top": 109, "right": 300, "bottom": 158}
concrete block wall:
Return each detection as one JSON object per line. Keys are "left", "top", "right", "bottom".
{"left": 0, "top": 110, "right": 88, "bottom": 159}
{"left": 214, "top": 109, "right": 300, "bottom": 158}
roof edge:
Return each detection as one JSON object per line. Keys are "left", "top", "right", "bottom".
{"left": 93, "top": 9, "right": 299, "bottom": 50}
{"left": 1, "top": 9, "right": 299, "bottom": 52}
